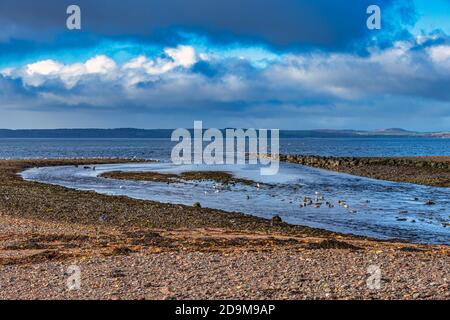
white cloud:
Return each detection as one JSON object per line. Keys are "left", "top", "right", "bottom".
{"left": 428, "top": 45, "right": 450, "bottom": 63}
{"left": 120, "top": 45, "right": 197, "bottom": 86}
{"left": 165, "top": 45, "right": 197, "bottom": 67}
{"left": 85, "top": 55, "right": 117, "bottom": 74}
{"left": 123, "top": 45, "right": 197, "bottom": 75}
{"left": 7, "top": 45, "right": 196, "bottom": 88}
{"left": 1, "top": 41, "right": 450, "bottom": 114}
{"left": 26, "top": 59, "right": 63, "bottom": 76}
{"left": 3, "top": 55, "right": 118, "bottom": 88}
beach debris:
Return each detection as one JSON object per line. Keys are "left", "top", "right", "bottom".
{"left": 425, "top": 200, "right": 435, "bottom": 206}
{"left": 256, "top": 183, "right": 261, "bottom": 189}
{"left": 306, "top": 239, "right": 362, "bottom": 250}
{"left": 193, "top": 202, "right": 201, "bottom": 208}
{"left": 119, "top": 185, "right": 125, "bottom": 189}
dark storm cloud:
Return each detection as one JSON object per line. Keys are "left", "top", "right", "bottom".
{"left": 0, "top": 0, "right": 415, "bottom": 51}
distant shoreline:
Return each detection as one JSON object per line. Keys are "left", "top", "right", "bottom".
{"left": 1, "top": 128, "right": 449, "bottom": 139}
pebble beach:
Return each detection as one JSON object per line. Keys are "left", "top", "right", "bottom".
{"left": 0, "top": 159, "right": 449, "bottom": 299}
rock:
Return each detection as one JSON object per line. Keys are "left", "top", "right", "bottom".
{"left": 193, "top": 202, "right": 201, "bottom": 208}
{"left": 271, "top": 215, "right": 282, "bottom": 224}
{"left": 110, "top": 269, "right": 126, "bottom": 278}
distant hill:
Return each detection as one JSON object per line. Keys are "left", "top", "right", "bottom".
{"left": 0, "top": 129, "right": 174, "bottom": 139}
{"left": 372, "top": 128, "right": 412, "bottom": 134}
{"left": 0, "top": 128, "right": 448, "bottom": 138}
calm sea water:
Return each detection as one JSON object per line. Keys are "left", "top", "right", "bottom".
{"left": 1, "top": 137, "right": 450, "bottom": 159}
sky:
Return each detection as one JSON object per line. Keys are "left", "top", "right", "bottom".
{"left": 0, "top": 0, "right": 449, "bottom": 130}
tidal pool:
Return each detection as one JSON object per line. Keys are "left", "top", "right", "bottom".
{"left": 21, "top": 162, "right": 450, "bottom": 245}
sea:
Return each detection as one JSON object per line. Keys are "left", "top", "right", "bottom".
{"left": 1, "top": 137, "right": 450, "bottom": 159}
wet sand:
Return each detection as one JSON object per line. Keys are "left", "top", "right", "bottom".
{"left": 0, "top": 159, "right": 449, "bottom": 300}
{"left": 100, "top": 170, "right": 258, "bottom": 185}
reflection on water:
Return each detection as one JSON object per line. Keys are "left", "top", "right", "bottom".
{"left": 21, "top": 161, "right": 450, "bottom": 245}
